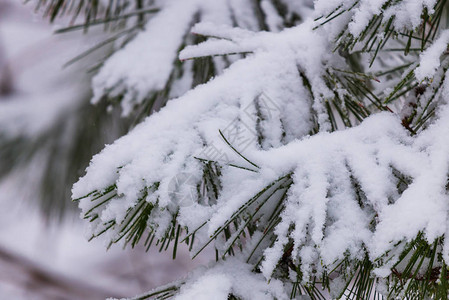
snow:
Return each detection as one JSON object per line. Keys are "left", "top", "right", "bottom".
{"left": 74, "top": 20, "right": 332, "bottom": 209}
{"left": 314, "top": 0, "right": 437, "bottom": 37}
{"left": 261, "top": 0, "right": 284, "bottom": 32}
{"left": 92, "top": 0, "right": 201, "bottom": 116}
{"left": 174, "top": 258, "right": 288, "bottom": 300}
{"left": 227, "top": 0, "right": 260, "bottom": 31}
{"left": 67, "top": 0, "right": 449, "bottom": 298}
{"left": 0, "top": 2, "right": 212, "bottom": 298}
{"left": 415, "top": 30, "right": 449, "bottom": 81}
{"left": 257, "top": 113, "right": 415, "bottom": 279}
{"left": 372, "top": 103, "right": 449, "bottom": 259}
{"left": 349, "top": 0, "right": 388, "bottom": 37}
{"left": 92, "top": 0, "right": 316, "bottom": 117}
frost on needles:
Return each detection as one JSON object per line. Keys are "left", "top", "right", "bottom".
{"left": 66, "top": 0, "right": 449, "bottom": 299}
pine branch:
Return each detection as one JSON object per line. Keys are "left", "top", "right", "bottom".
{"left": 61, "top": 0, "right": 449, "bottom": 299}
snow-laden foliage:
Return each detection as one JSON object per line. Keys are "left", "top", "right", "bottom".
{"left": 315, "top": 0, "right": 438, "bottom": 36}
{"left": 174, "top": 258, "right": 289, "bottom": 300}
{"left": 68, "top": 0, "right": 449, "bottom": 299}
{"left": 91, "top": 0, "right": 314, "bottom": 116}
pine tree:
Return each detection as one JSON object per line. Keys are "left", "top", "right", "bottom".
{"left": 28, "top": 0, "right": 449, "bottom": 298}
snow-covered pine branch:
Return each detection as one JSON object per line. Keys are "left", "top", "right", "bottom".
{"left": 69, "top": 0, "right": 449, "bottom": 298}
{"left": 91, "top": 0, "right": 314, "bottom": 116}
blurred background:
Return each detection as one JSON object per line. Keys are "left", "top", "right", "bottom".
{"left": 0, "top": 1, "right": 209, "bottom": 299}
